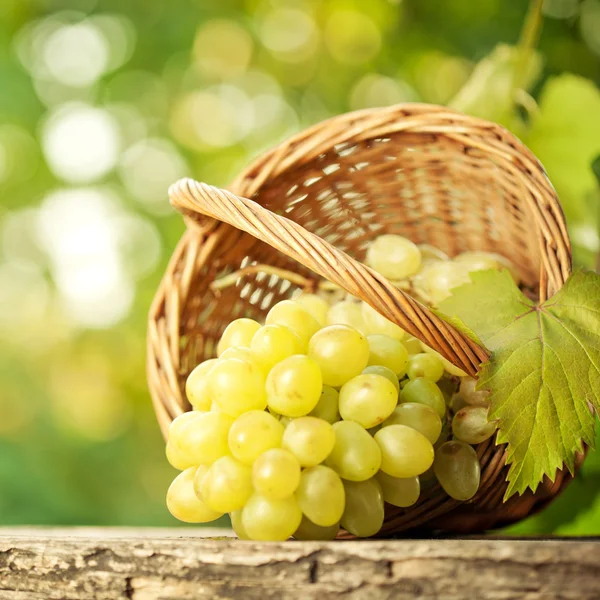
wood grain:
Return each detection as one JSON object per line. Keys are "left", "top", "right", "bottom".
{"left": 0, "top": 528, "right": 598, "bottom": 600}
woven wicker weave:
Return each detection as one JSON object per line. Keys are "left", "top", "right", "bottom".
{"left": 148, "top": 103, "right": 580, "bottom": 535}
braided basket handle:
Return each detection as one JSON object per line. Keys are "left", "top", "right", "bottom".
{"left": 169, "top": 178, "right": 489, "bottom": 376}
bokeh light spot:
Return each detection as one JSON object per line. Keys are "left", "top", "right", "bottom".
{"left": 325, "top": 10, "right": 381, "bottom": 65}
{"left": 350, "top": 74, "right": 418, "bottom": 110}
{"left": 259, "top": 8, "right": 318, "bottom": 63}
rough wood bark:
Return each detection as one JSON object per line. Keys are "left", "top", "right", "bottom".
{"left": 0, "top": 528, "right": 598, "bottom": 600}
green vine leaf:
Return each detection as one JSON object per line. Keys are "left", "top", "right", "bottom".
{"left": 438, "top": 269, "right": 600, "bottom": 498}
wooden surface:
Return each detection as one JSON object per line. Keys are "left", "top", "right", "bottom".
{"left": 0, "top": 528, "right": 599, "bottom": 600}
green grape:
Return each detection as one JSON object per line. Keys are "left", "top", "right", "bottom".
{"left": 217, "top": 318, "right": 262, "bottom": 356}
{"left": 325, "top": 421, "right": 381, "bottom": 481}
{"left": 266, "top": 355, "right": 322, "bottom": 417}
{"left": 296, "top": 465, "right": 345, "bottom": 527}
{"left": 295, "top": 293, "right": 330, "bottom": 326}
{"left": 402, "top": 335, "right": 423, "bottom": 355}
{"left": 367, "top": 334, "right": 408, "bottom": 377}
{"left": 327, "top": 300, "right": 369, "bottom": 335}
{"left": 418, "top": 244, "right": 449, "bottom": 262}
{"left": 361, "top": 301, "right": 406, "bottom": 341}
{"left": 250, "top": 324, "right": 302, "bottom": 372}
{"left": 399, "top": 377, "right": 446, "bottom": 418}
{"left": 281, "top": 416, "right": 335, "bottom": 467}
{"left": 381, "top": 402, "right": 442, "bottom": 444}
{"left": 374, "top": 424, "right": 434, "bottom": 477}
{"left": 339, "top": 374, "right": 397, "bottom": 428}
{"left": 459, "top": 377, "right": 490, "bottom": 406}
{"left": 194, "top": 456, "right": 253, "bottom": 513}
{"left": 365, "top": 234, "right": 421, "bottom": 279}
{"left": 168, "top": 410, "right": 203, "bottom": 443}
{"left": 293, "top": 516, "right": 339, "bottom": 540}
{"left": 252, "top": 448, "right": 301, "bottom": 499}
{"left": 309, "top": 385, "right": 340, "bottom": 424}
{"left": 171, "top": 411, "right": 234, "bottom": 466}
{"left": 450, "top": 393, "right": 470, "bottom": 413}
{"left": 265, "top": 300, "right": 321, "bottom": 349}
{"left": 242, "top": 493, "right": 302, "bottom": 541}
{"left": 454, "top": 251, "right": 517, "bottom": 281}
{"left": 230, "top": 509, "right": 250, "bottom": 540}
{"left": 208, "top": 357, "right": 267, "bottom": 417}
{"left": 362, "top": 365, "right": 400, "bottom": 394}
{"left": 420, "top": 342, "right": 468, "bottom": 377}
{"left": 406, "top": 353, "right": 444, "bottom": 382}
{"left": 419, "top": 261, "right": 470, "bottom": 305}
{"left": 228, "top": 410, "right": 284, "bottom": 465}
{"left": 376, "top": 471, "right": 420, "bottom": 508}
{"left": 341, "top": 478, "right": 384, "bottom": 538}
{"left": 308, "top": 324, "right": 370, "bottom": 387}
{"left": 166, "top": 440, "right": 195, "bottom": 471}
{"left": 452, "top": 406, "right": 497, "bottom": 444}
{"left": 185, "top": 359, "right": 218, "bottom": 411}
{"left": 434, "top": 441, "right": 481, "bottom": 501}
{"left": 167, "top": 467, "right": 223, "bottom": 523}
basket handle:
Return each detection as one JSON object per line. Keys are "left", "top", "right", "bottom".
{"left": 169, "top": 177, "right": 489, "bottom": 376}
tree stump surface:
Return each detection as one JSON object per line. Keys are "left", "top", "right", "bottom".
{"left": 0, "top": 527, "right": 598, "bottom": 600}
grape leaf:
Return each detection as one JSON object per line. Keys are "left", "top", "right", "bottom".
{"left": 438, "top": 269, "right": 600, "bottom": 498}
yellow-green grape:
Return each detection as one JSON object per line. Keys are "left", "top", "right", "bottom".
{"left": 362, "top": 365, "right": 400, "bottom": 394}
{"left": 242, "top": 493, "right": 302, "bottom": 541}
{"left": 406, "top": 353, "right": 444, "bottom": 382}
{"left": 252, "top": 448, "right": 301, "bottom": 499}
{"left": 217, "top": 318, "right": 262, "bottom": 356}
{"left": 452, "top": 406, "right": 497, "bottom": 444}
{"left": 230, "top": 509, "right": 250, "bottom": 540}
{"left": 295, "top": 293, "right": 330, "bottom": 326}
{"left": 308, "top": 324, "right": 369, "bottom": 387}
{"left": 228, "top": 410, "right": 284, "bottom": 465}
{"left": 250, "top": 324, "right": 302, "bottom": 372}
{"left": 420, "top": 342, "right": 468, "bottom": 377}
{"left": 381, "top": 403, "right": 442, "bottom": 444}
{"left": 376, "top": 471, "right": 420, "bottom": 508}
{"left": 366, "top": 234, "right": 421, "bottom": 280}
{"left": 325, "top": 421, "right": 381, "bottom": 481}
{"left": 327, "top": 300, "right": 369, "bottom": 335}
{"left": 166, "top": 441, "right": 195, "bottom": 471}
{"left": 361, "top": 301, "right": 406, "bottom": 341}
{"left": 281, "top": 416, "right": 335, "bottom": 467}
{"left": 296, "top": 465, "right": 345, "bottom": 527}
{"left": 339, "top": 374, "right": 397, "bottom": 429}
{"left": 418, "top": 244, "right": 449, "bottom": 262}
{"left": 208, "top": 357, "right": 267, "bottom": 417}
{"left": 403, "top": 335, "right": 423, "bottom": 355}
{"left": 341, "top": 478, "right": 384, "bottom": 538}
{"left": 450, "top": 393, "right": 470, "bottom": 413}
{"left": 434, "top": 441, "right": 481, "bottom": 501}
{"left": 293, "top": 516, "right": 339, "bottom": 540}
{"left": 453, "top": 251, "right": 518, "bottom": 281}
{"left": 374, "top": 424, "right": 434, "bottom": 477}
{"left": 167, "top": 467, "right": 224, "bottom": 523}
{"left": 367, "top": 334, "right": 408, "bottom": 377}
{"left": 266, "top": 355, "right": 322, "bottom": 417}
{"left": 168, "top": 410, "right": 203, "bottom": 443}
{"left": 420, "top": 261, "right": 471, "bottom": 305}
{"left": 185, "top": 359, "right": 218, "bottom": 411}
{"left": 399, "top": 377, "right": 446, "bottom": 418}
{"left": 309, "top": 386, "right": 340, "bottom": 424}
{"left": 194, "top": 456, "right": 253, "bottom": 513}
{"left": 279, "top": 416, "right": 294, "bottom": 428}
{"left": 171, "top": 411, "right": 234, "bottom": 466}
{"left": 265, "top": 300, "right": 321, "bottom": 350}
{"left": 459, "top": 377, "right": 490, "bottom": 406}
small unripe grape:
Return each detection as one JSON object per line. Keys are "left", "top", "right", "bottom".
{"left": 365, "top": 234, "right": 421, "bottom": 280}
{"left": 308, "top": 324, "right": 370, "bottom": 387}
{"left": 406, "top": 353, "right": 444, "bottom": 382}
{"left": 327, "top": 300, "right": 368, "bottom": 335}
{"left": 282, "top": 416, "right": 335, "bottom": 466}
{"left": 266, "top": 355, "right": 322, "bottom": 417}
{"left": 325, "top": 421, "right": 381, "bottom": 481}
{"left": 228, "top": 410, "right": 284, "bottom": 465}
{"left": 252, "top": 448, "right": 301, "bottom": 499}
{"left": 434, "top": 441, "right": 481, "bottom": 501}
{"left": 381, "top": 402, "right": 442, "bottom": 444}
{"left": 399, "top": 377, "right": 446, "bottom": 418}
{"left": 296, "top": 465, "right": 345, "bottom": 527}
{"left": 367, "top": 334, "right": 408, "bottom": 377}
{"left": 167, "top": 467, "right": 223, "bottom": 523}
{"left": 295, "top": 293, "right": 330, "bottom": 326}
{"left": 376, "top": 471, "right": 420, "bottom": 508}
{"left": 242, "top": 493, "right": 302, "bottom": 541}
{"left": 362, "top": 365, "right": 400, "bottom": 394}
{"left": 452, "top": 406, "right": 497, "bottom": 444}
{"left": 309, "top": 386, "right": 340, "bottom": 424}
{"left": 217, "top": 318, "right": 261, "bottom": 356}
{"left": 339, "top": 374, "right": 398, "bottom": 428}
{"left": 250, "top": 324, "right": 303, "bottom": 373}
{"left": 185, "top": 359, "right": 218, "bottom": 410}
{"left": 265, "top": 300, "right": 321, "bottom": 350}
{"left": 374, "top": 424, "right": 434, "bottom": 477}
{"left": 293, "top": 516, "right": 339, "bottom": 540}
{"left": 341, "top": 478, "right": 384, "bottom": 538}
{"left": 195, "top": 456, "right": 253, "bottom": 513}
{"left": 361, "top": 301, "right": 406, "bottom": 341}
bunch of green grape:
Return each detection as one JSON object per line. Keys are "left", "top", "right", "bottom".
{"left": 165, "top": 234, "right": 511, "bottom": 540}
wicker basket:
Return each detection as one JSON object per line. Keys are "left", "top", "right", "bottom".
{"left": 148, "top": 103, "right": 580, "bottom": 536}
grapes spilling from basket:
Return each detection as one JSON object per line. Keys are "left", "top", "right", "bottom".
{"left": 165, "top": 235, "right": 515, "bottom": 540}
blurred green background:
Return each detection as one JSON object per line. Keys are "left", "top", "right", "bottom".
{"left": 1, "top": 0, "right": 599, "bottom": 534}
